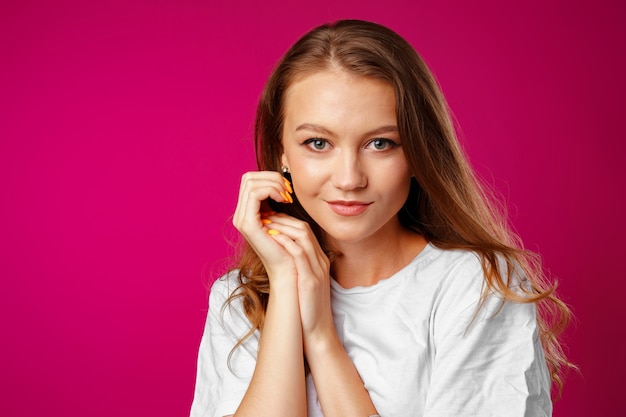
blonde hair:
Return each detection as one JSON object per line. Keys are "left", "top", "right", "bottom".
{"left": 226, "top": 19, "right": 574, "bottom": 396}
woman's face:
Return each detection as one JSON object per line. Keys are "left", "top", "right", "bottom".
{"left": 281, "top": 70, "right": 412, "bottom": 246}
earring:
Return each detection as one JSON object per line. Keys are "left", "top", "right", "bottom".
{"left": 280, "top": 165, "right": 294, "bottom": 202}
{"left": 281, "top": 165, "right": 292, "bottom": 181}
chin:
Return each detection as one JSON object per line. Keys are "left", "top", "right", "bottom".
{"left": 323, "top": 226, "right": 377, "bottom": 245}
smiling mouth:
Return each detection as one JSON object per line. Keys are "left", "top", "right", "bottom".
{"left": 326, "top": 201, "right": 372, "bottom": 216}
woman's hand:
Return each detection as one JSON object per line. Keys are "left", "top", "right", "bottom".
{"left": 232, "top": 171, "right": 376, "bottom": 417}
{"left": 231, "top": 172, "right": 308, "bottom": 417}
{"left": 262, "top": 213, "right": 334, "bottom": 344}
{"left": 266, "top": 213, "right": 378, "bottom": 417}
{"left": 232, "top": 171, "right": 296, "bottom": 282}
{"left": 232, "top": 170, "right": 335, "bottom": 342}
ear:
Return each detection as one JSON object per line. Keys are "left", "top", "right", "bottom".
{"left": 281, "top": 153, "right": 289, "bottom": 170}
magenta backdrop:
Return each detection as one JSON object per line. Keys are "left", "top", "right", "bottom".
{"left": 1, "top": 0, "right": 624, "bottom": 416}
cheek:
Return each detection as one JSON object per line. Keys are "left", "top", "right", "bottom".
{"left": 290, "top": 161, "right": 328, "bottom": 194}
{"left": 394, "top": 177, "right": 412, "bottom": 203}
{"left": 385, "top": 160, "right": 412, "bottom": 191}
{"left": 290, "top": 169, "right": 316, "bottom": 199}
{"left": 388, "top": 172, "right": 413, "bottom": 210}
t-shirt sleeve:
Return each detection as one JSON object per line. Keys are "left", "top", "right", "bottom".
{"left": 423, "top": 259, "right": 553, "bottom": 417}
{"left": 189, "top": 273, "right": 258, "bottom": 417}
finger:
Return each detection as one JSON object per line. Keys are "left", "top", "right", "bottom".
{"left": 270, "top": 232, "right": 315, "bottom": 274}
{"left": 265, "top": 218, "right": 329, "bottom": 277}
{"left": 233, "top": 172, "right": 293, "bottom": 232}
{"left": 263, "top": 214, "right": 325, "bottom": 258}
{"left": 231, "top": 172, "right": 300, "bottom": 275}
{"left": 235, "top": 174, "right": 283, "bottom": 219}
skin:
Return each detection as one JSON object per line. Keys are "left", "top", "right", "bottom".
{"left": 230, "top": 69, "right": 427, "bottom": 417}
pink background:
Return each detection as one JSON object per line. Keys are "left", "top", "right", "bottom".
{"left": 1, "top": 0, "right": 624, "bottom": 415}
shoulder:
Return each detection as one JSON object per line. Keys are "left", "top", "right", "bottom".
{"left": 423, "top": 244, "right": 526, "bottom": 295}
{"left": 422, "top": 244, "right": 483, "bottom": 273}
{"left": 208, "top": 270, "right": 245, "bottom": 313}
{"left": 210, "top": 269, "right": 240, "bottom": 295}
{"left": 419, "top": 245, "right": 512, "bottom": 321}
{"left": 423, "top": 245, "right": 538, "bottom": 327}
{"left": 419, "top": 244, "right": 484, "bottom": 296}
{"left": 207, "top": 270, "right": 258, "bottom": 339}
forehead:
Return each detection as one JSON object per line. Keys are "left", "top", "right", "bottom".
{"left": 282, "top": 70, "right": 397, "bottom": 129}
{"left": 285, "top": 69, "right": 394, "bottom": 100}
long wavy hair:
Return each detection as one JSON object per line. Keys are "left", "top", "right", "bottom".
{"left": 226, "top": 19, "right": 574, "bottom": 397}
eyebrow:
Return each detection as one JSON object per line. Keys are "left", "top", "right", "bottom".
{"left": 295, "top": 123, "right": 399, "bottom": 137}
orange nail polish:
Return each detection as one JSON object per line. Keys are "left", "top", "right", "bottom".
{"left": 267, "top": 229, "right": 280, "bottom": 235}
{"left": 280, "top": 191, "right": 290, "bottom": 203}
{"left": 283, "top": 177, "right": 293, "bottom": 193}
{"left": 281, "top": 191, "right": 293, "bottom": 203}
{"left": 261, "top": 219, "right": 272, "bottom": 225}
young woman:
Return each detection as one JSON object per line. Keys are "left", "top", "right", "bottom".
{"left": 190, "top": 20, "right": 572, "bottom": 417}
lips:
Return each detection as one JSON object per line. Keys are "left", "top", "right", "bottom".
{"left": 326, "top": 200, "right": 372, "bottom": 216}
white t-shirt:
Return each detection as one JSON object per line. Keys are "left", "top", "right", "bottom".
{"left": 190, "top": 243, "right": 552, "bottom": 417}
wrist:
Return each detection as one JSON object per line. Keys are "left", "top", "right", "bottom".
{"left": 266, "top": 269, "right": 298, "bottom": 291}
{"left": 303, "top": 328, "right": 342, "bottom": 358}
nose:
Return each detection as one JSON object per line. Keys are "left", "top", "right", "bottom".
{"left": 331, "top": 150, "right": 367, "bottom": 191}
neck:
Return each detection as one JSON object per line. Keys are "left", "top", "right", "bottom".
{"left": 330, "top": 228, "right": 427, "bottom": 289}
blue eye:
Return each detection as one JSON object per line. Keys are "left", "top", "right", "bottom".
{"left": 304, "top": 138, "right": 329, "bottom": 150}
{"left": 368, "top": 138, "right": 399, "bottom": 150}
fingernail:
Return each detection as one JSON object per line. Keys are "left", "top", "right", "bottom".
{"left": 261, "top": 219, "right": 272, "bottom": 225}
{"left": 267, "top": 229, "right": 280, "bottom": 235}
{"left": 280, "top": 191, "right": 293, "bottom": 203}
{"left": 283, "top": 177, "right": 293, "bottom": 193}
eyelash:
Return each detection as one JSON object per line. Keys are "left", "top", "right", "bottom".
{"left": 302, "top": 138, "right": 400, "bottom": 151}
{"left": 303, "top": 138, "right": 329, "bottom": 150}
{"left": 367, "top": 138, "right": 400, "bottom": 150}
